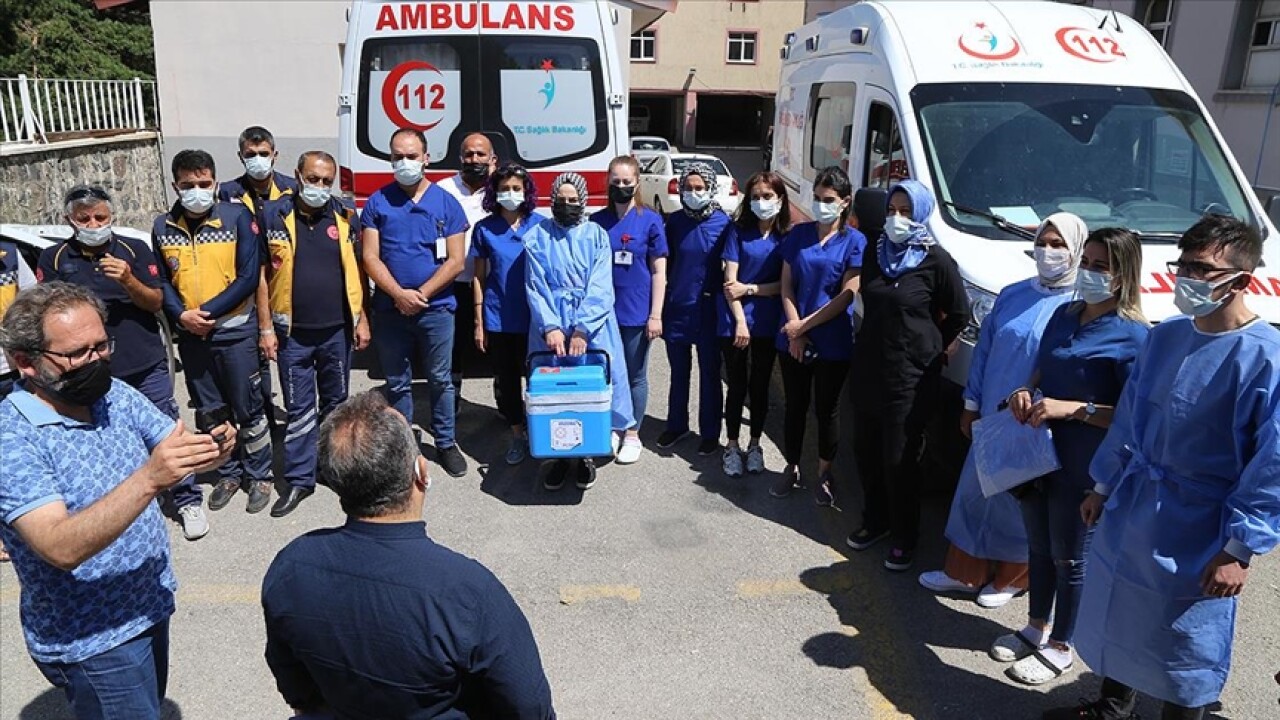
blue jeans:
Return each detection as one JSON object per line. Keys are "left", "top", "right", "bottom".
{"left": 373, "top": 307, "right": 456, "bottom": 448}
{"left": 35, "top": 619, "right": 170, "bottom": 720}
{"left": 665, "top": 334, "right": 722, "bottom": 442}
{"left": 1019, "top": 477, "right": 1095, "bottom": 644}
{"left": 278, "top": 325, "right": 352, "bottom": 489}
{"left": 120, "top": 361, "right": 202, "bottom": 508}
{"left": 178, "top": 334, "right": 272, "bottom": 485}
{"left": 619, "top": 326, "right": 651, "bottom": 431}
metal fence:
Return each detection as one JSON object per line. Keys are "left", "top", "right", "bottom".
{"left": 1, "top": 75, "right": 159, "bottom": 145}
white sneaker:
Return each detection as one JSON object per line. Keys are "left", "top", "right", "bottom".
{"left": 918, "top": 570, "right": 979, "bottom": 594}
{"left": 976, "top": 583, "right": 1020, "bottom": 608}
{"left": 178, "top": 505, "right": 209, "bottom": 541}
{"left": 616, "top": 437, "right": 642, "bottom": 465}
{"left": 745, "top": 445, "right": 765, "bottom": 474}
{"left": 611, "top": 432, "right": 621, "bottom": 457}
{"left": 722, "top": 448, "right": 744, "bottom": 477}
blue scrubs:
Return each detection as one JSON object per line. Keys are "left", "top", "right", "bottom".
{"left": 662, "top": 209, "right": 731, "bottom": 441}
{"left": 717, "top": 224, "right": 785, "bottom": 338}
{"left": 1077, "top": 317, "right": 1280, "bottom": 708}
{"left": 469, "top": 214, "right": 533, "bottom": 334}
{"left": 523, "top": 218, "right": 635, "bottom": 432}
{"left": 775, "top": 222, "right": 865, "bottom": 361}
{"left": 590, "top": 207, "right": 667, "bottom": 328}
{"left": 945, "top": 278, "right": 1074, "bottom": 563}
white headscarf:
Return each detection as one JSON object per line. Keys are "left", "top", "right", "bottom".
{"left": 1035, "top": 212, "right": 1088, "bottom": 288}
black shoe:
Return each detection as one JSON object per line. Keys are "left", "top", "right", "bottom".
{"left": 246, "top": 481, "right": 273, "bottom": 514}
{"left": 270, "top": 486, "right": 313, "bottom": 518}
{"left": 575, "top": 458, "right": 597, "bottom": 490}
{"left": 814, "top": 472, "right": 836, "bottom": 507}
{"left": 438, "top": 445, "right": 468, "bottom": 478}
{"left": 846, "top": 526, "right": 889, "bottom": 551}
{"left": 883, "top": 546, "right": 915, "bottom": 572}
{"left": 697, "top": 438, "right": 721, "bottom": 456}
{"left": 655, "top": 429, "right": 690, "bottom": 449}
{"left": 544, "top": 460, "right": 570, "bottom": 491}
{"left": 769, "top": 464, "right": 801, "bottom": 498}
{"left": 1042, "top": 699, "right": 1139, "bottom": 720}
{"left": 208, "top": 480, "right": 240, "bottom": 511}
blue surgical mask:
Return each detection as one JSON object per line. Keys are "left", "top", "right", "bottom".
{"left": 1174, "top": 273, "right": 1241, "bottom": 318}
{"left": 682, "top": 191, "right": 711, "bottom": 210}
{"left": 496, "top": 191, "right": 524, "bottom": 212}
{"left": 179, "top": 187, "right": 215, "bottom": 214}
{"left": 1075, "top": 268, "right": 1114, "bottom": 304}
{"left": 885, "top": 214, "right": 918, "bottom": 244}
{"left": 298, "top": 183, "right": 331, "bottom": 209}
{"left": 244, "top": 155, "right": 273, "bottom": 181}
{"left": 813, "top": 200, "right": 843, "bottom": 226}
{"left": 750, "top": 198, "right": 779, "bottom": 220}
{"left": 75, "top": 225, "right": 113, "bottom": 247}
{"left": 392, "top": 158, "right": 424, "bottom": 186}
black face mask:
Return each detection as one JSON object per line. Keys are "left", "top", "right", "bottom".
{"left": 34, "top": 358, "right": 113, "bottom": 407}
{"left": 552, "top": 199, "right": 584, "bottom": 227}
{"left": 608, "top": 184, "right": 636, "bottom": 205}
{"left": 461, "top": 162, "right": 489, "bottom": 182}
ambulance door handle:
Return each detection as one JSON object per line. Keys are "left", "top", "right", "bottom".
{"left": 608, "top": 93, "right": 625, "bottom": 108}
{"left": 338, "top": 93, "right": 354, "bottom": 109}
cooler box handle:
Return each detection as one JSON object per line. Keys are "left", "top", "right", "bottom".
{"left": 526, "top": 350, "right": 611, "bottom": 382}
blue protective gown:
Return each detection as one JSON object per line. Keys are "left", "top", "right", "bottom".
{"left": 523, "top": 218, "right": 636, "bottom": 432}
{"left": 1076, "top": 317, "right": 1280, "bottom": 708}
{"left": 944, "top": 277, "right": 1074, "bottom": 563}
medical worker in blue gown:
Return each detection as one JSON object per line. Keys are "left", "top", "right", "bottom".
{"left": 1047, "top": 216, "right": 1280, "bottom": 720}
{"left": 918, "top": 213, "right": 1086, "bottom": 609}
{"left": 524, "top": 172, "right": 635, "bottom": 492}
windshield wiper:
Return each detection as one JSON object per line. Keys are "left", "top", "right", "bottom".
{"left": 942, "top": 201, "right": 1038, "bottom": 241}
{"left": 1133, "top": 230, "right": 1183, "bottom": 242}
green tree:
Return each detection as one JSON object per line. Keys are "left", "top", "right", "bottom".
{"left": 0, "top": 0, "right": 154, "bottom": 80}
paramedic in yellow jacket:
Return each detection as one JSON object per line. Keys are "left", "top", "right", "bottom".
{"left": 260, "top": 151, "right": 370, "bottom": 518}
{"left": 152, "top": 149, "right": 275, "bottom": 515}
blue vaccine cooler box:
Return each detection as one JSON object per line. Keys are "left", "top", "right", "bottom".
{"left": 526, "top": 351, "right": 612, "bottom": 459}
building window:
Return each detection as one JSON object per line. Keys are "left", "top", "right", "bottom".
{"left": 630, "top": 29, "right": 656, "bottom": 63}
{"left": 1143, "top": 0, "right": 1175, "bottom": 47}
{"left": 1246, "top": 0, "right": 1280, "bottom": 89}
{"left": 727, "top": 31, "right": 758, "bottom": 64}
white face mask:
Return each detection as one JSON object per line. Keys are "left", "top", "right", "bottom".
{"left": 1034, "top": 246, "right": 1074, "bottom": 282}
{"left": 812, "top": 200, "right": 842, "bottom": 225}
{"left": 750, "top": 198, "right": 780, "bottom": 220}
{"left": 75, "top": 225, "right": 113, "bottom": 247}
{"left": 392, "top": 158, "right": 424, "bottom": 186}
{"left": 496, "top": 191, "right": 525, "bottom": 212}
{"left": 886, "top": 214, "right": 918, "bottom": 244}
{"left": 1075, "top": 268, "right": 1114, "bottom": 304}
{"left": 178, "top": 187, "right": 216, "bottom": 214}
{"left": 244, "top": 155, "right": 273, "bottom": 181}
{"left": 1174, "top": 273, "right": 1241, "bottom": 318}
{"left": 682, "top": 190, "right": 711, "bottom": 210}
{"left": 298, "top": 183, "right": 331, "bottom": 209}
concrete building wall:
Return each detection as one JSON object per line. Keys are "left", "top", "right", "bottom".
{"left": 150, "top": 0, "right": 348, "bottom": 192}
{"left": 0, "top": 133, "right": 167, "bottom": 228}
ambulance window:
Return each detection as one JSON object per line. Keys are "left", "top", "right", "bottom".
{"left": 493, "top": 37, "right": 607, "bottom": 166}
{"left": 864, "top": 103, "right": 908, "bottom": 189}
{"left": 807, "top": 82, "right": 855, "bottom": 176}
{"left": 358, "top": 39, "right": 471, "bottom": 164}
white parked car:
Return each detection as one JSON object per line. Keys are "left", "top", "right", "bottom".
{"left": 638, "top": 152, "right": 740, "bottom": 215}
{"left": 631, "top": 135, "right": 675, "bottom": 154}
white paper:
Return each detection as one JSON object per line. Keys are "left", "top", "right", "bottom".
{"left": 550, "top": 419, "right": 584, "bottom": 451}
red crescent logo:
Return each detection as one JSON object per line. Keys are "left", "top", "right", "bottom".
{"left": 957, "top": 35, "right": 1021, "bottom": 61}
{"left": 382, "top": 61, "right": 444, "bottom": 131}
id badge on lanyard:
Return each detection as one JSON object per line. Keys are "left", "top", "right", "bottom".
{"left": 614, "top": 233, "right": 634, "bottom": 266}
{"left": 435, "top": 219, "right": 448, "bottom": 261}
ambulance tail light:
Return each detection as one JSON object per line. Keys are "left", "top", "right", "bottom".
{"left": 339, "top": 166, "right": 354, "bottom": 196}
{"left": 667, "top": 178, "right": 679, "bottom": 195}
{"left": 961, "top": 282, "right": 996, "bottom": 345}
{"left": 729, "top": 180, "right": 739, "bottom": 196}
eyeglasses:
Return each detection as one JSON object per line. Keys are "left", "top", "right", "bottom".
{"left": 1166, "top": 261, "right": 1244, "bottom": 280}
{"left": 38, "top": 338, "right": 115, "bottom": 364}
{"left": 65, "top": 186, "right": 111, "bottom": 204}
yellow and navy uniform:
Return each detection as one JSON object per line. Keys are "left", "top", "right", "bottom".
{"left": 150, "top": 201, "right": 261, "bottom": 339}
{"left": 261, "top": 197, "right": 364, "bottom": 335}
{"left": 219, "top": 172, "right": 298, "bottom": 221}
{"left": 0, "top": 241, "right": 19, "bottom": 313}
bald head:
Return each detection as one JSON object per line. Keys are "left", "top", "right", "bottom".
{"left": 459, "top": 134, "right": 496, "bottom": 188}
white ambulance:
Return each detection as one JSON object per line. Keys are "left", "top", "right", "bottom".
{"left": 772, "top": 0, "right": 1280, "bottom": 392}
{"left": 338, "top": 0, "right": 641, "bottom": 206}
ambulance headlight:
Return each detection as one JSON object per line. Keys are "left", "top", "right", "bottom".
{"left": 961, "top": 283, "right": 996, "bottom": 344}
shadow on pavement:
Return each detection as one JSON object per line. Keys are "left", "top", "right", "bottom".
{"left": 19, "top": 690, "right": 182, "bottom": 720}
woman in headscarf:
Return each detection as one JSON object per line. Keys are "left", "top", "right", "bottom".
{"left": 657, "top": 162, "right": 732, "bottom": 456}
{"left": 524, "top": 172, "right": 635, "bottom": 491}
{"left": 918, "top": 212, "right": 1087, "bottom": 608}
{"left": 847, "top": 179, "right": 970, "bottom": 573}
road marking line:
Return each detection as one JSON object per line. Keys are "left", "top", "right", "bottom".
{"left": 558, "top": 584, "right": 641, "bottom": 605}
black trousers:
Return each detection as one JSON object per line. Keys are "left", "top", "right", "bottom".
{"left": 853, "top": 368, "right": 939, "bottom": 551}
{"left": 778, "top": 353, "right": 849, "bottom": 466}
{"left": 487, "top": 331, "right": 527, "bottom": 428}
{"left": 452, "top": 282, "right": 476, "bottom": 390}
{"left": 1098, "top": 678, "right": 1206, "bottom": 720}
{"left": 722, "top": 337, "right": 776, "bottom": 441}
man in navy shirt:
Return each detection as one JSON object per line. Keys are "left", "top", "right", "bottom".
{"left": 38, "top": 185, "right": 210, "bottom": 540}
{"left": 261, "top": 151, "right": 370, "bottom": 518}
{"left": 262, "top": 391, "right": 555, "bottom": 719}
{"left": 361, "top": 127, "right": 470, "bottom": 478}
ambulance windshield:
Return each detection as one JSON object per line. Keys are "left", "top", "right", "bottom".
{"left": 912, "top": 82, "right": 1259, "bottom": 240}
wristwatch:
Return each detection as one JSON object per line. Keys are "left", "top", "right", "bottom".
{"left": 1083, "top": 402, "right": 1097, "bottom": 421}
{"left": 746, "top": 284, "right": 757, "bottom": 296}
